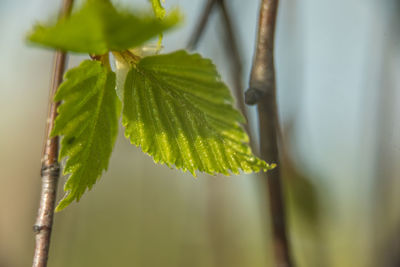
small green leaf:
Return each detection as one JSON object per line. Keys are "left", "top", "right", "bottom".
{"left": 52, "top": 60, "right": 121, "bottom": 211}
{"left": 122, "top": 50, "right": 273, "bottom": 175}
{"left": 28, "top": 0, "right": 181, "bottom": 54}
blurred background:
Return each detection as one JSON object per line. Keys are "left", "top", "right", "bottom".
{"left": 1, "top": 0, "right": 400, "bottom": 266}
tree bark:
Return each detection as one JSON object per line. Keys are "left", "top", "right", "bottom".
{"left": 247, "top": 0, "right": 294, "bottom": 266}
{"left": 32, "top": 1, "right": 74, "bottom": 266}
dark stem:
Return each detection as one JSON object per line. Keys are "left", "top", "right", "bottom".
{"left": 248, "top": 0, "right": 294, "bottom": 266}
{"left": 372, "top": 10, "right": 398, "bottom": 266}
{"left": 32, "top": 0, "right": 74, "bottom": 267}
{"left": 188, "top": 0, "right": 255, "bottom": 146}
{"left": 186, "top": 0, "right": 218, "bottom": 50}
{"left": 217, "top": 0, "right": 253, "bottom": 144}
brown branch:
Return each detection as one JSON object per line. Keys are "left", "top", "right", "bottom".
{"left": 186, "top": 0, "right": 218, "bottom": 50}
{"left": 188, "top": 0, "right": 255, "bottom": 146}
{"left": 216, "top": 0, "right": 254, "bottom": 145}
{"left": 247, "top": 0, "right": 294, "bottom": 266}
{"left": 32, "top": 0, "right": 74, "bottom": 267}
{"left": 217, "top": 0, "right": 242, "bottom": 98}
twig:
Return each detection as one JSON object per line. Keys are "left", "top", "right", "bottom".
{"left": 32, "top": 0, "right": 74, "bottom": 266}
{"left": 188, "top": 0, "right": 254, "bottom": 144}
{"left": 186, "top": 0, "right": 218, "bottom": 50}
{"left": 217, "top": 0, "right": 242, "bottom": 96}
{"left": 372, "top": 12, "right": 398, "bottom": 266}
{"left": 247, "top": 0, "right": 294, "bottom": 266}
{"left": 217, "top": 0, "right": 253, "bottom": 143}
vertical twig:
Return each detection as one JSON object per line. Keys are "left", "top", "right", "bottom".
{"left": 187, "top": 2, "right": 257, "bottom": 266}
{"left": 32, "top": 0, "right": 74, "bottom": 267}
{"left": 246, "top": 0, "right": 294, "bottom": 266}
{"left": 217, "top": 0, "right": 253, "bottom": 143}
{"left": 186, "top": 0, "right": 218, "bottom": 50}
{"left": 217, "top": 0, "right": 243, "bottom": 106}
{"left": 187, "top": 0, "right": 254, "bottom": 144}
{"left": 372, "top": 15, "right": 398, "bottom": 267}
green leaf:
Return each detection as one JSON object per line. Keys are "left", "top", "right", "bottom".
{"left": 122, "top": 50, "right": 273, "bottom": 175}
{"left": 52, "top": 60, "right": 121, "bottom": 211}
{"left": 28, "top": 0, "right": 181, "bottom": 54}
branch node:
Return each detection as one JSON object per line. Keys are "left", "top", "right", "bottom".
{"left": 33, "top": 224, "right": 51, "bottom": 233}
{"left": 245, "top": 87, "right": 265, "bottom": 105}
{"left": 32, "top": 2, "right": 74, "bottom": 266}
{"left": 40, "top": 163, "right": 60, "bottom": 178}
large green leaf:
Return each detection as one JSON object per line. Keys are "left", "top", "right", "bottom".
{"left": 52, "top": 60, "right": 121, "bottom": 211}
{"left": 28, "top": 0, "right": 180, "bottom": 54}
{"left": 122, "top": 50, "right": 273, "bottom": 175}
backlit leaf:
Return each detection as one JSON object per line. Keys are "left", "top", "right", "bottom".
{"left": 52, "top": 59, "right": 121, "bottom": 210}
{"left": 28, "top": 0, "right": 180, "bottom": 54}
{"left": 121, "top": 50, "right": 273, "bottom": 175}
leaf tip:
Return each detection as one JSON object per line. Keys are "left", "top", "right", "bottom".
{"left": 55, "top": 193, "right": 74, "bottom": 212}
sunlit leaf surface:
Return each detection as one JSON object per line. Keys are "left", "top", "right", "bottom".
{"left": 28, "top": 0, "right": 180, "bottom": 54}
{"left": 122, "top": 50, "right": 273, "bottom": 175}
{"left": 52, "top": 60, "right": 121, "bottom": 210}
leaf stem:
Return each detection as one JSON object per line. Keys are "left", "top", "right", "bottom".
{"left": 91, "top": 53, "right": 112, "bottom": 69}
{"left": 247, "top": 0, "right": 294, "bottom": 266}
{"left": 112, "top": 50, "right": 141, "bottom": 66}
{"left": 32, "top": 0, "right": 74, "bottom": 267}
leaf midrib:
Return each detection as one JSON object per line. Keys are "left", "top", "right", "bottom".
{"left": 75, "top": 70, "right": 110, "bottom": 177}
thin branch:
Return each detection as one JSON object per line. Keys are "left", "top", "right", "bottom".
{"left": 247, "top": 0, "right": 294, "bottom": 266}
{"left": 186, "top": 0, "right": 218, "bottom": 50}
{"left": 188, "top": 0, "right": 255, "bottom": 146}
{"left": 216, "top": 0, "right": 253, "bottom": 144}
{"left": 32, "top": 0, "right": 74, "bottom": 267}
{"left": 372, "top": 12, "right": 398, "bottom": 266}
